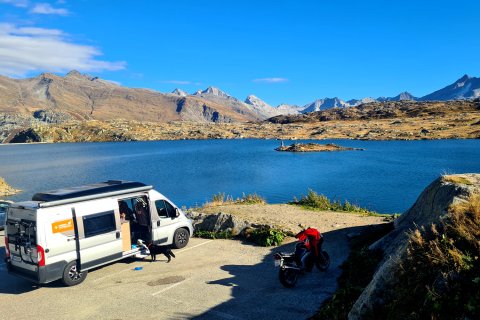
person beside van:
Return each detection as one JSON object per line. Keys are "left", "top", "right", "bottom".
{"left": 119, "top": 201, "right": 131, "bottom": 223}
{"left": 135, "top": 200, "right": 149, "bottom": 226}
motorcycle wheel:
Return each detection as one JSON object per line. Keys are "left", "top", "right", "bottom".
{"left": 279, "top": 268, "right": 298, "bottom": 288}
{"left": 316, "top": 250, "right": 330, "bottom": 271}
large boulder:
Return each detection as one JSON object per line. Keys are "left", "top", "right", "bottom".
{"left": 188, "top": 211, "right": 250, "bottom": 236}
{"left": 348, "top": 174, "right": 480, "bottom": 319}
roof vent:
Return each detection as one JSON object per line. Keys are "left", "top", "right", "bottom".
{"left": 106, "top": 180, "right": 123, "bottom": 185}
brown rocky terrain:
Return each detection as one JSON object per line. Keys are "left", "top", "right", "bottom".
{"left": 1, "top": 71, "right": 479, "bottom": 143}
{"left": 268, "top": 99, "right": 480, "bottom": 123}
{"left": 0, "top": 177, "right": 20, "bottom": 197}
{"left": 0, "top": 71, "right": 260, "bottom": 130}
{"left": 4, "top": 101, "right": 480, "bottom": 143}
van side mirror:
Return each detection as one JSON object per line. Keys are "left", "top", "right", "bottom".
{"left": 175, "top": 208, "right": 180, "bottom": 218}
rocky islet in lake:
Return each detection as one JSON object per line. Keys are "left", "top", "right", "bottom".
{"left": 275, "top": 142, "right": 364, "bottom": 152}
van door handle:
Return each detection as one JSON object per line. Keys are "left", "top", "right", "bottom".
{"left": 157, "top": 221, "right": 160, "bottom": 227}
{"left": 116, "top": 231, "right": 120, "bottom": 239}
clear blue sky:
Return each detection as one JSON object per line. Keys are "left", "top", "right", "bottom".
{"left": 0, "top": 0, "right": 479, "bottom": 106}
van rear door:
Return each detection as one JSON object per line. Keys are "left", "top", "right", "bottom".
{"left": 5, "top": 206, "right": 42, "bottom": 282}
{"left": 72, "top": 200, "right": 123, "bottom": 270}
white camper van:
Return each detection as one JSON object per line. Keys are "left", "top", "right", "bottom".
{"left": 4, "top": 180, "right": 193, "bottom": 286}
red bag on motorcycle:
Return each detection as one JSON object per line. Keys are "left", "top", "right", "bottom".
{"left": 295, "top": 227, "right": 323, "bottom": 256}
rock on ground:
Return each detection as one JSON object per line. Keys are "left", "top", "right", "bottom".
{"left": 188, "top": 211, "right": 251, "bottom": 235}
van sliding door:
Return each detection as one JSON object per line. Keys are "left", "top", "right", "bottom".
{"left": 73, "top": 202, "right": 123, "bottom": 270}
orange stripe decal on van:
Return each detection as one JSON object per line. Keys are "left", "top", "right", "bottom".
{"left": 52, "top": 219, "right": 74, "bottom": 233}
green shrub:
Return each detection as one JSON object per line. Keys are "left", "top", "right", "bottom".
{"left": 246, "top": 226, "right": 285, "bottom": 246}
{"left": 193, "top": 229, "right": 233, "bottom": 240}
{"left": 290, "top": 189, "right": 377, "bottom": 215}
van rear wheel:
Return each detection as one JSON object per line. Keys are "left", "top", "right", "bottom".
{"left": 61, "top": 261, "right": 88, "bottom": 286}
{"left": 173, "top": 228, "right": 189, "bottom": 249}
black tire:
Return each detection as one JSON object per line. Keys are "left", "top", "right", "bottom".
{"left": 61, "top": 261, "right": 88, "bottom": 286}
{"left": 173, "top": 228, "right": 189, "bottom": 249}
{"left": 316, "top": 250, "right": 330, "bottom": 271}
{"left": 279, "top": 268, "right": 298, "bottom": 288}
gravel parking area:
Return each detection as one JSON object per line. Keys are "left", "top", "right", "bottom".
{"left": 0, "top": 234, "right": 334, "bottom": 319}
{"left": 0, "top": 209, "right": 385, "bottom": 320}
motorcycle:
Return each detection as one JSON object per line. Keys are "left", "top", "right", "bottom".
{"left": 274, "top": 225, "right": 330, "bottom": 288}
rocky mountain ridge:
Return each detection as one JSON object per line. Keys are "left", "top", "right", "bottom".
{"left": 1, "top": 72, "right": 479, "bottom": 143}
{"left": 0, "top": 71, "right": 267, "bottom": 140}
{"left": 267, "top": 99, "right": 480, "bottom": 124}
{"left": 275, "top": 75, "right": 479, "bottom": 113}
{"left": 419, "top": 74, "right": 480, "bottom": 101}
{"left": 170, "top": 74, "right": 479, "bottom": 116}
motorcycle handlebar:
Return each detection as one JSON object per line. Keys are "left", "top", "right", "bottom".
{"left": 298, "top": 224, "right": 311, "bottom": 231}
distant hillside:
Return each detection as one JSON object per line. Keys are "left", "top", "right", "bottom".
{"left": 1, "top": 71, "right": 480, "bottom": 142}
{"left": 267, "top": 99, "right": 480, "bottom": 124}
{"left": 0, "top": 71, "right": 261, "bottom": 125}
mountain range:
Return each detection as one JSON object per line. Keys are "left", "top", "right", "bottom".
{"left": 266, "top": 74, "right": 479, "bottom": 114}
{"left": 0, "top": 72, "right": 478, "bottom": 125}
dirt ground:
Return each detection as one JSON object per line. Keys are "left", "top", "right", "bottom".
{"left": 198, "top": 203, "right": 387, "bottom": 235}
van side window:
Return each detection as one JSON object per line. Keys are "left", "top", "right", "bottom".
{"left": 155, "top": 200, "right": 176, "bottom": 218}
{"left": 83, "top": 211, "right": 116, "bottom": 238}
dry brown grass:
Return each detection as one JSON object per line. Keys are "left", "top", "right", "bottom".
{"left": 442, "top": 175, "right": 474, "bottom": 185}
{"left": 202, "top": 192, "right": 266, "bottom": 208}
{"left": 377, "top": 194, "right": 480, "bottom": 319}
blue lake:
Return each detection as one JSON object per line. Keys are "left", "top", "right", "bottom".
{"left": 1, "top": 139, "right": 479, "bottom": 213}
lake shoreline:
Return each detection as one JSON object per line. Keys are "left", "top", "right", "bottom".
{"left": 2, "top": 135, "right": 480, "bottom": 146}
{"left": 2, "top": 108, "right": 480, "bottom": 144}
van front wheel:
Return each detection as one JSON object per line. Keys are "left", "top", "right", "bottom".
{"left": 173, "top": 228, "right": 189, "bottom": 249}
{"left": 61, "top": 261, "right": 88, "bottom": 286}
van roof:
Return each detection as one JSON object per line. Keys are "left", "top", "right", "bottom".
{"left": 32, "top": 180, "right": 151, "bottom": 202}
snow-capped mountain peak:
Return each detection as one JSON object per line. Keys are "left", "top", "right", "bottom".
{"left": 245, "top": 95, "right": 269, "bottom": 107}
{"left": 194, "top": 86, "right": 232, "bottom": 99}
{"left": 172, "top": 88, "right": 188, "bottom": 96}
{"left": 302, "top": 97, "right": 348, "bottom": 113}
{"left": 244, "top": 94, "right": 283, "bottom": 118}
{"left": 420, "top": 74, "right": 480, "bottom": 101}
